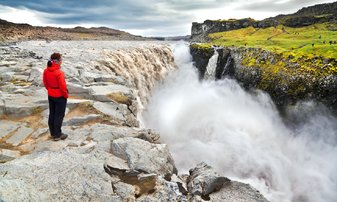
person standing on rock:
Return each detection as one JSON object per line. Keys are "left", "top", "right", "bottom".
{"left": 43, "top": 53, "right": 68, "bottom": 141}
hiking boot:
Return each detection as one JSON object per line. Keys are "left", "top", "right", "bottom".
{"left": 60, "top": 133, "right": 68, "bottom": 140}
{"left": 53, "top": 133, "right": 68, "bottom": 141}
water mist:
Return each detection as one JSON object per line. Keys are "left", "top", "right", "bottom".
{"left": 142, "top": 42, "right": 337, "bottom": 202}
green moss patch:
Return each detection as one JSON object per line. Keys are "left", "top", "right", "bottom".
{"left": 208, "top": 23, "right": 337, "bottom": 59}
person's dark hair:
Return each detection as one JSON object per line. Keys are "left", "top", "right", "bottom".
{"left": 50, "top": 52, "right": 61, "bottom": 61}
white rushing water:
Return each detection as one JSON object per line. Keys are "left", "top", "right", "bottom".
{"left": 143, "top": 42, "right": 337, "bottom": 202}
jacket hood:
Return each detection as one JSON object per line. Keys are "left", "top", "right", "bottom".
{"left": 47, "top": 63, "right": 60, "bottom": 72}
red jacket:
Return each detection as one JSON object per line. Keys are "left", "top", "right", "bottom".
{"left": 43, "top": 63, "right": 68, "bottom": 98}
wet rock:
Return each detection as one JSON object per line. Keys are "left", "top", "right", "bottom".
{"left": 187, "top": 163, "right": 268, "bottom": 202}
{"left": 187, "top": 162, "right": 230, "bottom": 200}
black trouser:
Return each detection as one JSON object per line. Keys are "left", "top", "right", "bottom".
{"left": 48, "top": 96, "right": 67, "bottom": 138}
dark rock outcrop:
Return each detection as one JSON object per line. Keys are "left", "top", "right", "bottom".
{"left": 190, "top": 45, "right": 337, "bottom": 111}
{"left": 187, "top": 163, "right": 268, "bottom": 202}
{"left": 191, "top": 18, "right": 256, "bottom": 42}
{"left": 190, "top": 44, "right": 215, "bottom": 79}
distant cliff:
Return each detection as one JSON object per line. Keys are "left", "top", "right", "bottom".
{"left": 0, "top": 19, "right": 146, "bottom": 42}
{"left": 191, "top": 2, "right": 337, "bottom": 42}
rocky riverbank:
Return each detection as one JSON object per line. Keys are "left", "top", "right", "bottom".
{"left": 0, "top": 41, "right": 268, "bottom": 201}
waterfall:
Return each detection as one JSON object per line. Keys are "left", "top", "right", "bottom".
{"left": 203, "top": 49, "right": 219, "bottom": 80}
{"left": 221, "top": 52, "right": 234, "bottom": 78}
{"left": 143, "top": 42, "right": 337, "bottom": 202}
{"left": 100, "top": 45, "right": 176, "bottom": 110}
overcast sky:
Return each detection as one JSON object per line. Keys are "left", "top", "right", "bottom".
{"left": 0, "top": 0, "right": 335, "bottom": 37}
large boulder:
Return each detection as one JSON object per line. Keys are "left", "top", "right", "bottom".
{"left": 111, "top": 137, "right": 177, "bottom": 179}
{"left": 104, "top": 155, "right": 187, "bottom": 201}
{"left": 187, "top": 163, "right": 268, "bottom": 202}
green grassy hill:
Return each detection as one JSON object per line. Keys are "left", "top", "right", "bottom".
{"left": 208, "top": 22, "right": 337, "bottom": 59}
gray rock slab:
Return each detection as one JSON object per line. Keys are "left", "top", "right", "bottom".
{"left": 93, "top": 101, "right": 125, "bottom": 121}
{"left": 0, "top": 149, "right": 21, "bottom": 163}
{"left": 89, "top": 123, "right": 138, "bottom": 142}
{"left": 67, "top": 83, "right": 91, "bottom": 99}
{"left": 0, "top": 179, "right": 43, "bottom": 201}
{"left": 63, "top": 114, "right": 100, "bottom": 126}
{"left": 31, "top": 128, "right": 49, "bottom": 139}
{"left": 2, "top": 93, "right": 48, "bottom": 117}
{"left": 111, "top": 137, "right": 177, "bottom": 177}
{"left": 0, "top": 149, "right": 114, "bottom": 201}
{"left": 0, "top": 72, "right": 14, "bottom": 82}
{"left": 28, "top": 66, "right": 43, "bottom": 86}
{"left": 67, "top": 99, "right": 93, "bottom": 109}
{"left": 0, "top": 99, "right": 4, "bottom": 115}
{"left": 6, "top": 125, "right": 34, "bottom": 146}
{"left": 0, "top": 120, "right": 21, "bottom": 138}
{"left": 33, "top": 126, "right": 90, "bottom": 153}
{"left": 89, "top": 84, "right": 133, "bottom": 102}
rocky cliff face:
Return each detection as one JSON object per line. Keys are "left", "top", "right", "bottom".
{"left": 190, "top": 44, "right": 337, "bottom": 111}
{"left": 0, "top": 41, "right": 269, "bottom": 201}
{"left": 191, "top": 2, "right": 337, "bottom": 42}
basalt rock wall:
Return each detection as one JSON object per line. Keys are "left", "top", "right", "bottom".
{"left": 190, "top": 45, "right": 337, "bottom": 111}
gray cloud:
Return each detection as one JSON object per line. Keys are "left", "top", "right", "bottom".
{"left": 0, "top": 0, "right": 197, "bottom": 35}
{"left": 238, "top": 0, "right": 336, "bottom": 14}
{"left": 0, "top": 0, "right": 335, "bottom": 36}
